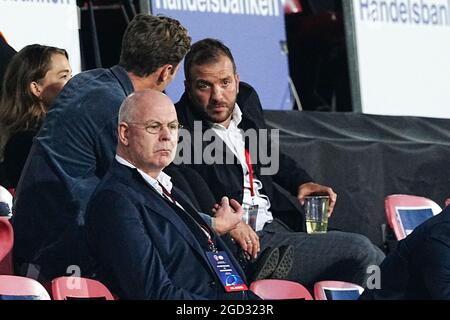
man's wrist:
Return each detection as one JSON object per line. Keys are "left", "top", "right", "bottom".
{"left": 212, "top": 217, "right": 226, "bottom": 236}
{"left": 211, "top": 217, "right": 216, "bottom": 231}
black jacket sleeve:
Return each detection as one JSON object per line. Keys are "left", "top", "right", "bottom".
{"left": 238, "top": 82, "right": 313, "bottom": 196}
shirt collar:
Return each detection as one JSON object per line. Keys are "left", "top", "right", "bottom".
{"left": 211, "top": 103, "right": 242, "bottom": 130}
{"left": 115, "top": 154, "right": 173, "bottom": 193}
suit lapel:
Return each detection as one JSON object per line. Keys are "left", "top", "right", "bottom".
{"left": 113, "top": 163, "right": 208, "bottom": 258}
{"left": 139, "top": 181, "right": 223, "bottom": 279}
{"left": 142, "top": 183, "right": 207, "bottom": 255}
{"left": 112, "top": 160, "right": 250, "bottom": 285}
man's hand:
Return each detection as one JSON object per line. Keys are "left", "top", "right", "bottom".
{"left": 297, "top": 182, "right": 337, "bottom": 216}
{"left": 229, "top": 222, "right": 260, "bottom": 260}
{"left": 211, "top": 197, "right": 243, "bottom": 236}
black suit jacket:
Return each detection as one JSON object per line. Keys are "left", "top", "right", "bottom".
{"left": 360, "top": 206, "right": 450, "bottom": 300}
{"left": 173, "top": 82, "right": 312, "bottom": 231}
{"left": 86, "top": 160, "right": 252, "bottom": 300}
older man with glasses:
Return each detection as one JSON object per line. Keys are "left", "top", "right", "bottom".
{"left": 85, "top": 89, "right": 259, "bottom": 300}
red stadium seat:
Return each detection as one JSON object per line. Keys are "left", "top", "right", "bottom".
{"left": 385, "top": 194, "right": 442, "bottom": 240}
{"left": 51, "top": 276, "right": 115, "bottom": 300}
{"left": 250, "top": 279, "right": 313, "bottom": 300}
{"left": 0, "top": 186, "right": 13, "bottom": 218}
{"left": 0, "top": 275, "right": 51, "bottom": 300}
{"left": 0, "top": 217, "right": 13, "bottom": 274}
{"left": 314, "top": 280, "right": 363, "bottom": 300}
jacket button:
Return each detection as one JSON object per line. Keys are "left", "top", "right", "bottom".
{"left": 209, "top": 281, "right": 216, "bottom": 287}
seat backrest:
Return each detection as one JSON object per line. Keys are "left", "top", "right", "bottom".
{"left": 0, "top": 275, "right": 51, "bottom": 300}
{"left": 314, "top": 280, "right": 363, "bottom": 300}
{"left": 0, "top": 217, "right": 14, "bottom": 274}
{"left": 250, "top": 279, "right": 313, "bottom": 300}
{"left": 51, "top": 276, "right": 114, "bottom": 300}
{"left": 0, "top": 217, "right": 13, "bottom": 261}
{"left": 0, "top": 185, "right": 13, "bottom": 218}
{"left": 385, "top": 194, "right": 442, "bottom": 240}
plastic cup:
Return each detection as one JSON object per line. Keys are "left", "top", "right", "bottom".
{"left": 304, "top": 195, "right": 329, "bottom": 234}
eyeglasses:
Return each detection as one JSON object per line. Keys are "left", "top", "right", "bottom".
{"left": 126, "top": 121, "right": 183, "bottom": 134}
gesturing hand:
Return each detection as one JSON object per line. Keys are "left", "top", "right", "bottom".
{"left": 211, "top": 196, "right": 243, "bottom": 235}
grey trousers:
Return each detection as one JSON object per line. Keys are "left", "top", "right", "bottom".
{"left": 257, "top": 219, "right": 385, "bottom": 289}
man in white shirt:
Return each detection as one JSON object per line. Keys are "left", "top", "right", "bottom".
{"left": 174, "top": 38, "right": 385, "bottom": 289}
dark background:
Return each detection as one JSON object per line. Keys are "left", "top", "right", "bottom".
{"left": 78, "top": 0, "right": 352, "bottom": 112}
{"left": 265, "top": 111, "right": 450, "bottom": 248}
{"left": 76, "top": 1, "right": 450, "bottom": 249}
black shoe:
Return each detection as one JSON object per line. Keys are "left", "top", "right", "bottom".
{"left": 271, "top": 245, "right": 294, "bottom": 279}
{"left": 251, "top": 247, "right": 279, "bottom": 282}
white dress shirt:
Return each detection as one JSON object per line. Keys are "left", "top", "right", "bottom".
{"left": 115, "top": 155, "right": 181, "bottom": 206}
{"left": 211, "top": 104, "right": 273, "bottom": 231}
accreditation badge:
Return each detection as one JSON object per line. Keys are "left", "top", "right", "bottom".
{"left": 206, "top": 251, "right": 248, "bottom": 292}
{"left": 242, "top": 204, "right": 259, "bottom": 230}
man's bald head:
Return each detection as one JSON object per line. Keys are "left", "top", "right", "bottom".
{"left": 117, "top": 89, "right": 179, "bottom": 178}
{"left": 118, "top": 89, "right": 175, "bottom": 124}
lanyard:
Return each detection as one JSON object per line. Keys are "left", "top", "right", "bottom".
{"left": 158, "top": 182, "right": 218, "bottom": 253}
{"left": 200, "top": 225, "right": 218, "bottom": 253}
{"left": 244, "top": 148, "right": 255, "bottom": 197}
{"left": 159, "top": 182, "right": 178, "bottom": 204}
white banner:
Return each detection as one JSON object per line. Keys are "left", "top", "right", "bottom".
{"left": 0, "top": 0, "right": 81, "bottom": 74}
{"left": 350, "top": 0, "right": 450, "bottom": 118}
